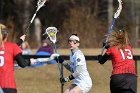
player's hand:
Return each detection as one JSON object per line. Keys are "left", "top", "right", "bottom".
{"left": 20, "top": 34, "right": 26, "bottom": 41}
{"left": 60, "top": 77, "right": 70, "bottom": 84}
{"left": 55, "top": 56, "right": 64, "bottom": 63}
{"left": 97, "top": 55, "right": 105, "bottom": 64}
{"left": 103, "top": 42, "right": 110, "bottom": 49}
{"left": 97, "top": 55, "right": 102, "bottom": 60}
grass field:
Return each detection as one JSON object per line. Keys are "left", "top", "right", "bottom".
{"left": 15, "top": 49, "right": 140, "bottom": 93}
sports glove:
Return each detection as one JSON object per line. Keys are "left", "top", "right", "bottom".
{"left": 97, "top": 55, "right": 104, "bottom": 64}
{"left": 103, "top": 42, "right": 110, "bottom": 49}
{"left": 50, "top": 53, "right": 60, "bottom": 60}
{"left": 60, "top": 77, "right": 70, "bottom": 84}
{"left": 97, "top": 54, "right": 110, "bottom": 64}
{"left": 55, "top": 56, "right": 64, "bottom": 63}
{"left": 60, "top": 74, "right": 74, "bottom": 84}
{"left": 97, "top": 55, "right": 102, "bottom": 60}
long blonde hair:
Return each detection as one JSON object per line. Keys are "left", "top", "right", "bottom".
{"left": 108, "top": 30, "right": 130, "bottom": 49}
{"left": 0, "top": 23, "right": 9, "bottom": 49}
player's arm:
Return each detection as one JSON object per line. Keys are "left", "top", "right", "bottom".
{"left": 14, "top": 53, "right": 31, "bottom": 68}
{"left": 98, "top": 53, "right": 110, "bottom": 64}
{"left": 16, "top": 39, "right": 23, "bottom": 46}
{"left": 55, "top": 56, "right": 72, "bottom": 72}
{"left": 67, "top": 65, "right": 82, "bottom": 80}
{"left": 16, "top": 34, "right": 26, "bottom": 46}
{"left": 31, "top": 53, "right": 59, "bottom": 63}
{"left": 71, "top": 65, "right": 81, "bottom": 77}
{"left": 60, "top": 65, "right": 82, "bottom": 83}
{"left": 62, "top": 61, "right": 72, "bottom": 72}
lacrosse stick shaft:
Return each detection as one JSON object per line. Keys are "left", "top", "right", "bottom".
{"left": 54, "top": 43, "right": 64, "bottom": 93}
{"left": 25, "top": 11, "right": 37, "bottom": 34}
{"left": 101, "top": 46, "right": 106, "bottom": 55}
{"left": 30, "top": 11, "right": 37, "bottom": 23}
{"left": 101, "top": 18, "right": 116, "bottom": 55}
{"left": 105, "top": 18, "right": 116, "bottom": 43}
{"left": 25, "top": 22, "right": 31, "bottom": 34}
{"left": 61, "top": 63, "right": 64, "bottom": 93}
{"left": 53, "top": 43, "right": 63, "bottom": 78}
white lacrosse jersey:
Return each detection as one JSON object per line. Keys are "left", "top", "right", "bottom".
{"left": 70, "top": 49, "right": 92, "bottom": 93}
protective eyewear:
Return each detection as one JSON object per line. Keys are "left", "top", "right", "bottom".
{"left": 68, "top": 39, "right": 79, "bottom": 44}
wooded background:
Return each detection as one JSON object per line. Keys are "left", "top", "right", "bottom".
{"left": 0, "top": 0, "right": 140, "bottom": 48}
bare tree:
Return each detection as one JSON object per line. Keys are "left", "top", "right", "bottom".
{"left": 108, "top": 0, "right": 113, "bottom": 25}
{"left": 61, "top": 5, "right": 106, "bottom": 48}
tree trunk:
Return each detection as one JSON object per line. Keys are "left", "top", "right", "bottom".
{"left": 108, "top": 0, "right": 113, "bottom": 26}
{"left": 130, "top": 0, "right": 137, "bottom": 47}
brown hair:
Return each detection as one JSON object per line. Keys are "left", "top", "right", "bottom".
{"left": 108, "top": 30, "right": 130, "bottom": 50}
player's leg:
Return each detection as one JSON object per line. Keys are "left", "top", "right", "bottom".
{"left": 65, "top": 84, "right": 76, "bottom": 93}
{"left": 65, "top": 84, "right": 82, "bottom": 93}
{"left": 69, "top": 85, "right": 82, "bottom": 93}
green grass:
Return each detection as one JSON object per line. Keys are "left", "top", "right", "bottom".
{"left": 15, "top": 47, "right": 140, "bottom": 93}
{"left": 15, "top": 60, "right": 140, "bottom": 93}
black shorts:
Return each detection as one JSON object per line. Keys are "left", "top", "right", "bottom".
{"left": 2, "top": 88, "right": 17, "bottom": 93}
{"left": 110, "top": 74, "right": 136, "bottom": 93}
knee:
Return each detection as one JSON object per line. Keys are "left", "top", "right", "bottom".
{"left": 64, "top": 89, "right": 70, "bottom": 93}
{"left": 70, "top": 90, "right": 77, "bottom": 93}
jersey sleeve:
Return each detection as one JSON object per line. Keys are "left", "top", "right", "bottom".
{"left": 75, "top": 52, "right": 85, "bottom": 66}
{"left": 13, "top": 44, "right": 22, "bottom": 57}
{"left": 105, "top": 47, "right": 112, "bottom": 56}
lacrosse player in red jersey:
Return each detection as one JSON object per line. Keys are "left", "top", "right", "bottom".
{"left": 56, "top": 34, "right": 92, "bottom": 93}
{"left": 0, "top": 23, "right": 35, "bottom": 93}
{"left": 98, "top": 30, "right": 136, "bottom": 93}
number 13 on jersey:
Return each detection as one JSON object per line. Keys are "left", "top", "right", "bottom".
{"left": 120, "top": 49, "right": 133, "bottom": 60}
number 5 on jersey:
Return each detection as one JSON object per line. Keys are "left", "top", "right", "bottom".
{"left": 0, "top": 56, "right": 4, "bottom": 67}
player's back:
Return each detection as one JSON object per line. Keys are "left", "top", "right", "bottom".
{"left": 0, "top": 41, "right": 21, "bottom": 88}
{"left": 106, "top": 45, "right": 136, "bottom": 75}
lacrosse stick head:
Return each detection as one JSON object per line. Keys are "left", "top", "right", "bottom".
{"left": 44, "top": 27, "right": 58, "bottom": 44}
{"left": 114, "top": 0, "right": 122, "bottom": 18}
{"left": 37, "top": 0, "right": 47, "bottom": 11}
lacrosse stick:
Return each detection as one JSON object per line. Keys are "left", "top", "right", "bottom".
{"left": 101, "top": 0, "right": 122, "bottom": 55}
{"left": 25, "top": 0, "right": 47, "bottom": 34}
{"left": 43, "top": 27, "right": 64, "bottom": 93}
{"left": 32, "top": 53, "right": 59, "bottom": 63}
{"left": 43, "top": 27, "right": 61, "bottom": 71}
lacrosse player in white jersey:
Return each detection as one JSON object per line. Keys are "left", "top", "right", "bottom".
{"left": 56, "top": 34, "right": 92, "bottom": 93}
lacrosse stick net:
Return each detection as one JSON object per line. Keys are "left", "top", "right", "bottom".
{"left": 25, "top": 0, "right": 47, "bottom": 34}
{"left": 101, "top": 0, "right": 122, "bottom": 55}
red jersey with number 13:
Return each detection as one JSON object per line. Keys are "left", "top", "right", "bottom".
{"left": 0, "top": 41, "right": 22, "bottom": 89}
{"left": 106, "top": 45, "right": 136, "bottom": 75}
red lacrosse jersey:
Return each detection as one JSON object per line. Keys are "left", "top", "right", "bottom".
{"left": 0, "top": 41, "right": 22, "bottom": 89}
{"left": 106, "top": 45, "right": 136, "bottom": 75}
